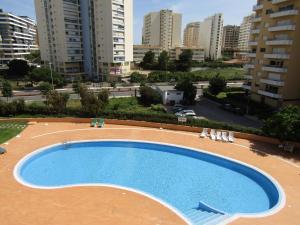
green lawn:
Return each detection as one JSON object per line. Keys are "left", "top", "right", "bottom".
{"left": 192, "top": 68, "right": 244, "bottom": 80}
{"left": 106, "top": 97, "right": 166, "bottom": 114}
{"left": 0, "top": 122, "right": 27, "bottom": 144}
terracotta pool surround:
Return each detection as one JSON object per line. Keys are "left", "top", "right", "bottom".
{"left": 0, "top": 121, "right": 299, "bottom": 225}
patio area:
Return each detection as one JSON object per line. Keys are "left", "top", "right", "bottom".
{"left": 0, "top": 122, "right": 299, "bottom": 225}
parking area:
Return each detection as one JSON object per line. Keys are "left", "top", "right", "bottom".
{"left": 168, "top": 98, "right": 263, "bottom": 128}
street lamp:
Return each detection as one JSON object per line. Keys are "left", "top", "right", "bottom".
{"left": 49, "top": 62, "right": 54, "bottom": 90}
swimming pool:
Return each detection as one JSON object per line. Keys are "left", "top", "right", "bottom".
{"left": 14, "top": 140, "right": 285, "bottom": 225}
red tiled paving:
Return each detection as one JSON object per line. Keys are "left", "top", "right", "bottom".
{"left": 0, "top": 122, "right": 299, "bottom": 225}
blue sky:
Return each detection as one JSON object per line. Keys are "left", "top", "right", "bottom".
{"left": 0, "top": 0, "right": 256, "bottom": 44}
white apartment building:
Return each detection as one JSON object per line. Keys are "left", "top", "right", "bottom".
{"left": 183, "top": 22, "right": 201, "bottom": 48}
{"left": 0, "top": 9, "right": 38, "bottom": 65}
{"left": 35, "top": 0, "right": 133, "bottom": 81}
{"left": 133, "top": 45, "right": 162, "bottom": 63}
{"left": 200, "top": 13, "right": 224, "bottom": 60}
{"left": 238, "top": 14, "right": 255, "bottom": 52}
{"left": 142, "top": 10, "right": 182, "bottom": 51}
{"left": 184, "top": 14, "right": 224, "bottom": 60}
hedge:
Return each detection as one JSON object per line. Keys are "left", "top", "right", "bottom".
{"left": 0, "top": 101, "right": 262, "bottom": 136}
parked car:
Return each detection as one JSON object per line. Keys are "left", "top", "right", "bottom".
{"left": 175, "top": 110, "right": 197, "bottom": 118}
{"left": 172, "top": 104, "right": 187, "bottom": 113}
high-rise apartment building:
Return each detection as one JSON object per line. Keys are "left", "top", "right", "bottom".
{"left": 222, "top": 25, "right": 240, "bottom": 51}
{"left": 183, "top": 22, "right": 201, "bottom": 48}
{"left": 0, "top": 9, "right": 38, "bottom": 65}
{"left": 35, "top": 0, "right": 133, "bottom": 81}
{"left": 238, "top": 14, "right": 255, "bottom": 52}
{"left": 199, "top": 14, "right": 224, "bottom": 60}
{"left": 244, "top": 0, "right": 300, "bottom": 107}
{"left": 142, "top": 10, "right": 182, "bottom": 50}
{"left": 183, "top": 14, "right": 223, "bottom": 60}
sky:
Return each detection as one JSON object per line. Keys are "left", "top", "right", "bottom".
{"left": 0, "top": 0, "right": 256, "bottom": 44}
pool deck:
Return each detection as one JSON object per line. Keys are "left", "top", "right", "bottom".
{"left": 0, "top": 122, "right": 299, "bottom": 225}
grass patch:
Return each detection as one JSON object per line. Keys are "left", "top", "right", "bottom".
{"left": 106, "top": 97, "right": 165, "bottom": 114}
{"left": 0, "top": 122, "right": 27, "bottom": 144}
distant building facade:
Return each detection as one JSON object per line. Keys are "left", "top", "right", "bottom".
{"left": 238, "top": 14, "right": 255, "bottom": 52}
{"left": 183, "top": 22, "right": 201, "bottom": 48}
{"left": 133, "top": 45, "right": 162, "bottom": 63}
{"left": 133, "top": 45, "right": 204, "bottom": 64}
{"left": 169, "top": 47, "right": 205, "bottom": 62}
{"left": 142, "top": 10, "right": 182, "bottom": 51}
{"left": 0, "top": 9, "right": 38, "bottom": 65}
{"left": 35, "top": 0, "right": 133, "bottom": 81}
{"left": 222, "top": 25, "right": 240, "bottom": 51}
{"left": 185, "top": 14, "right": 224, "bottom": 60}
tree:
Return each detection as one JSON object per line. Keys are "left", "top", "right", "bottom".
{"left": 39, "top": 82, "right": 52, "bottom": 96}
{"left": 25, "top": 50, "right": 41, "bottom": 63}
{"left": 208, "top": 74, "right": 227, "bottom": 95}
{"left": 7, "top": 59, "right": 30, "bottom": 79}
{"left": 130, "top": 72, "right": 147, "bottom": 83}
{"left": 262, "top": 105, "right": 300, "bottom": 142}
{"left": 175, "top": 79, "right": 197, "bottom": 105}
{"left": 45, "top": 90, "right": 69, "bottom": 113}
{"left": 139, "top": 86, "right": 162, "bottom": 106}
{"left": 158, "top": 51, "right": 169, "bottom": 71}
{"left": 140, "top": 51, "right": 156, "bottom": 70}
{"left": 1, "top": 80, "right": 13, "bottom": 101}
{"left": 176, "top": 49, "right": 193, "bottom": 72}
{"left": 72, "top": 81, "right": 81, "bottom": 95}
{"left": 98, "top": 90, "right": 109, "bottom": 106}
{"left": 81, "top": 91, "right": 104, "bottom": 116}
{"left": 28, "top": 67, "right": 64, "bottom": 87}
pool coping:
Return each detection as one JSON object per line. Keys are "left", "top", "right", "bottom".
{"left": 13, "top": 139, "right": 286, "bottom": 225}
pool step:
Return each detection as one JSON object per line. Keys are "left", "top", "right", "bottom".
{"left": 185, "top": 209, "right": 232, "bottom": 225}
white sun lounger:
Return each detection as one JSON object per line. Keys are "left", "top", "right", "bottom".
{"left": 222, "top": 132, "right": 229, "bottom": 142}
{"left": 228, "top": 131, "right": 235, "bottom": 143}
{"left": 200, "top": 128, "right": 208, "bottom": 138}
{"left": 210, "top": 129, "right": 216, "bottom": 141}
{"left": 216, "top": 131, "right": 222, "bottom": 141}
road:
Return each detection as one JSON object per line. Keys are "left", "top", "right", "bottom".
{"left": 0, "top": 82, "right": 243, "bottom": 102}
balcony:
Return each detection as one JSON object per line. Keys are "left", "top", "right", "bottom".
{"left": 244, "top": 64, "right": 255, "bottom": 69}
{"left": 272, "top": 0, "right": 290, "bottom": 4}
{"left": 268, "top": 24, "right": 296, "bottom": 32}
{"left": 243, "top": 84, "right": 252, "bottom": 90}
{"left": 248, "top": 41, "right": 258, "bottom": 46}
{"left": 251, "top": 29, "right": 260, "bottom": 34}
{"left": 244, "top": 75, "right": 253, "bottom": 80}
{"left": 253, "top": 4, "right": 263, "bottom": 11}
{"left": 262, "top": 66, "right": 288, "bottom": 73}
{"left": 258, "top": 90, "right": 282, "bottom": 99}
{"left": 266, "top": 39, "right": 293, "bottom": 45}
{"left": 260, "top": 78, "right": 285, "bottom": 86}
{"left": 253, "top": 16, "right": 262, "bottom": 22}
{"left": 264, "top": 53, "right": 290, "bottom": 59}
{"left": 270, "top": 9, "right": 299, "bottom": 18}
{"left": 247, "top": 53, "right": 256, "bottom": 58}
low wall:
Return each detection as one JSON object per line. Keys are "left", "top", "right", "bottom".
{"left": 0, "top": 117, "right": 299, "bottom": 148}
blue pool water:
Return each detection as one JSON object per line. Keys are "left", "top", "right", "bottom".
{"left": 15, "top": 141, "right": 283, "bottom": 225}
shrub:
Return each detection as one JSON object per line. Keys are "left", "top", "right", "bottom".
{"left": 130, "top": 72, "right": 147, "bottom": 83}
{"left": 175, "top": 79, "right": 197, "bottom": 105}
{"left": 208, "top": 74, "right": 227, "bottom": 95}
{"left": 262, "top": 105, "right": 300, "bottom": 141}
{"left": 139, "top": 86, "right": 162, "bottom": 106}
